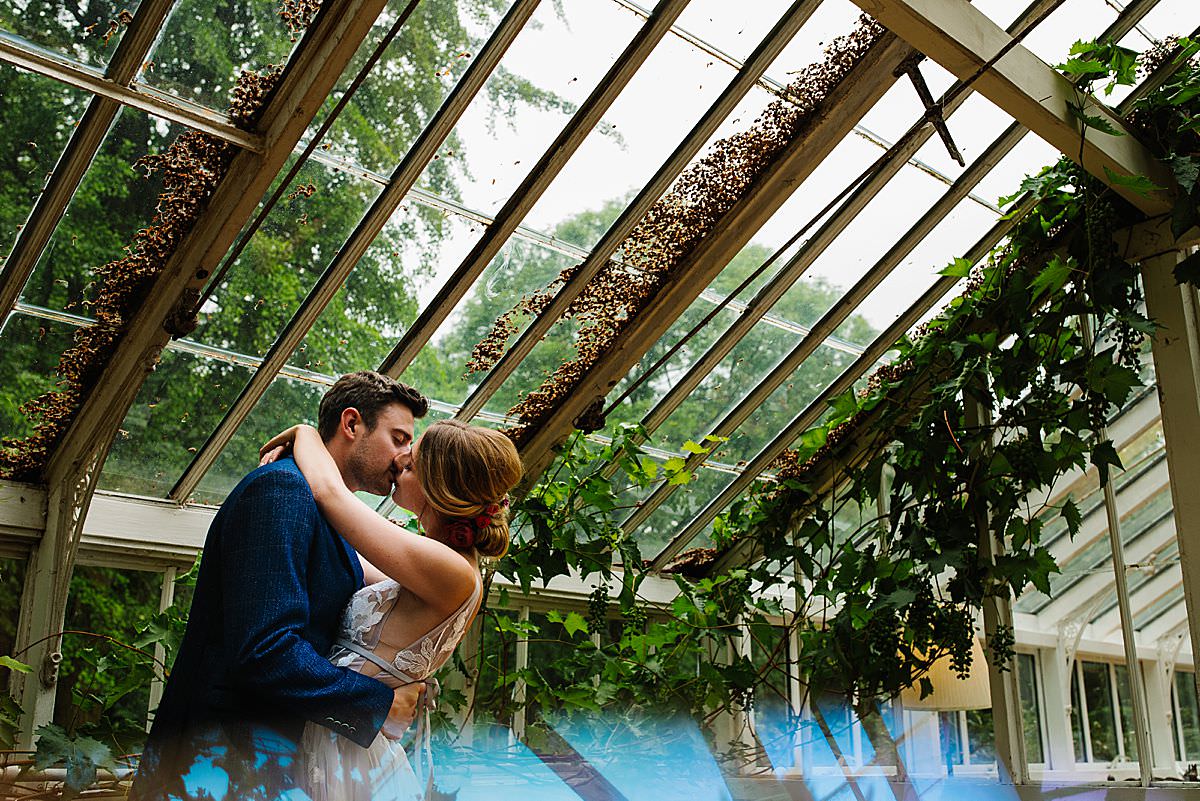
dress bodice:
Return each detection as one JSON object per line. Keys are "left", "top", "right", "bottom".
{"left": 328, "top": 578, "right": 480, "bottom": 688}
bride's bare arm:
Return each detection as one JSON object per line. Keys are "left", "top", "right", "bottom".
{"left": 267, "top": 425, "right": 477, "bottom": 615}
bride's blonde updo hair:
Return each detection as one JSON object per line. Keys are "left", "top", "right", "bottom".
{"left": 414, "top": 420, "right": 523, "bottom": 558}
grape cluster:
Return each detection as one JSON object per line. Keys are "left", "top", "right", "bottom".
{"left": 622, "top": 605, "right": 647, "bottom": 638}
{"left": 587, "top": 584, "right": 608, "bottom": 636}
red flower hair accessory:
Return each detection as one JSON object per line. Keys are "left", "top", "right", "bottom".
{"left": 447, "top": 520, "right": 475, "bottom": 549}
{"left": 472, "top": 497, "right": 510, "bottom": 530}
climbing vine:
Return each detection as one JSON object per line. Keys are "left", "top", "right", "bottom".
{"left": 473, "top": 36, "right": 1200, "bottom": 769}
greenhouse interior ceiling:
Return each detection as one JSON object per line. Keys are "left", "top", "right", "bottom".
{"left": 2, "top": 0, "right": 1200, "bottom": 797}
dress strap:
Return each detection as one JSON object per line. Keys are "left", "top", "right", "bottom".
{"left": 334, "top": 638, "right": 419, "bottom": 684}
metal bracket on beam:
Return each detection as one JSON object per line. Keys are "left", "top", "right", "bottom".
{"left": 894, "top": 53, "right": 965, "bottom": 167}
{"left": 1156, "top": 620, "right": 1188, "bottom": 698}
{"left": 1056, "top": 594, "right": 1104, "bottom": 693}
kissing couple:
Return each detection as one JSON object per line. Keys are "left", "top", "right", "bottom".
{"left": 129, "top": 370, "right": 523, "bottom": 801}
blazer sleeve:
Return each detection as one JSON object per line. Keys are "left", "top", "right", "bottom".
{"left": 219, "top": 468, "right": 392, "bottom": 747}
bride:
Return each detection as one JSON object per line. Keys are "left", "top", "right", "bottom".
{"left": 260, "top": 418, "right": 522, "bottom": 801}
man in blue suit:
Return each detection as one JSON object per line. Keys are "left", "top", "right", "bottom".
{"left": 131, "top": 372, "right": 429, "bottom": 800}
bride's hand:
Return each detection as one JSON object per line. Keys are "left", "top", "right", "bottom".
{"left": 258, "top": 424, "right": 312, "bottom": 465}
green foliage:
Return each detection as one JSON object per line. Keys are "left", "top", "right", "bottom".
{"left": 33, "top": 723, "right": 119, "bottom": 797}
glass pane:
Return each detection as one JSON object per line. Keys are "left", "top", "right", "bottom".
{"left": 145, "top": 0, "right": 297, "bottom": 111}
{"left": 468, "top": 607, "right": 517, "bottom": 749}
{"left": 673, "top": 0, "right": 794, "bottom": 64}
{"left": 425, "top": 0, "right": 643, "bottom": 217}
{"left": 1070, "top": 665, "right": 1085, "bottom": 762}
{"left": 939, "top": 711, "right": 964, "bottom": 767}
{"left": 750, "top": 623, "right": 794, "bottom": 769}
{"left": 1176, "top": 670, "right": 1200, "bottom": 762}
{"left": 0, "top": 557, "right": 27, "bottom": 660}
{"left": 187, "top": 157, "right": 382, "bottom": 358}
{"left": 0, "top": 64, "right": 90, "bottom": 261}
{"left": 1082, "top": 661, "right": 1118, "bottom": 762}
{"left": 60, "top": 566, "right": 162, "bottom": 752}
{"left": 19, "top": 107, "right": 178, "bottom": 314}
{"left": 1016, "top": 652, "right": 1044, "bottom": 764}
{"left": 1114, "top": 663, "right": 1138, "bottom": 761}
{"left": 98, "top": 347, "right": 256, "bottom": 498}
{"left": 0, "top": 0, "right": 142, "bottom": 69}
{"left": 1022, "top": 0, "right": 1118, "bottom": 67}
{"left": 0, "top": 313, "right": 75, "bottom": 443}
{"left": 966, "top": 708, "right": 995, "bottom": 764}
{"left": 807, "top": 690, "right": 854, "bottom": 767}
{"left": 519, "top": 28, "right": 740, "bottom": 245}
{"left": 303, "top": 0, "right": 497, "bottom": 179}
{"left": 285, "top": 208, "right": 482, "bottom": 380}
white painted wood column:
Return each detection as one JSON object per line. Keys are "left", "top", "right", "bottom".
{"left": 1142, "top": 251, "right": 1200, "bottom": 722}
{"left": 512, "top": 605, "right": 529, "bottom": 742}
{"left": 1142, "top": 646, "right": 1182, "bottom": 775}
{"left": 1042, "top": 643, "right": 1078, "bottom": 771}
{"left": 146, "top": 566, "right": 176, "bottom": 732}
{"left": 965, "top": 398, "right": 1029, "bottom": 783}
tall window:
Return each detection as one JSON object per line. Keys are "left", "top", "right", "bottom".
{"left": 1069, "top": 659, "right": 1140, "bottom": 763}
{"left": 935, "top": 651, "right": 1044, "bottom": 768}
{"left": 1173, "top": 669, "right": 1200, "bottom": 762}
{"left": 749, "top": 623, "right": 795, "bottom": 768}
{"left": 1016, "top": 652, "right": 1045, "bottom": 764}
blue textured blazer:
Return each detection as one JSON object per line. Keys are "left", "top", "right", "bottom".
{"left": 133, "top": 458, "right": 393, "bottom": 796}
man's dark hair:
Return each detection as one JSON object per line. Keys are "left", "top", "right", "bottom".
{"left": 317, "top": 371, "right": 429, "bottom": 441}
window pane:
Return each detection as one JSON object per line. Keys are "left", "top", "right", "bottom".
{"left": 1071, "top": 665, "right": 1085, "bottom": 761}
{"left": 807, "top": 691, "right": 853, "bottom": 767}
{"left": 966, "top": 708, "right": 995, "bottom": 764}
{"left": 1175, "top": 670, "right": 1200, "bottom": 761}
{"left": 939, "top": 711, "right": 964, "bottom": 767}
{"left": 749, "top": 623, "right": 793, "bottom": 768}
{"left": 1016, "top": 653, "right": 1044, "bottom": 763}
{"left": 1082, "top": 661, "right": 1118, "bottom": 762}
{"left": 469, "top": 608, "right": 518, "bottom": 750}
{"left": 60, "top": 566, "right": 163, "bottom": 753}
{"left": 1114, "top": 664, "right": 1138, "bottom": 761}
{"left": 0, "top": 557, "right": 27, "bottom": 661}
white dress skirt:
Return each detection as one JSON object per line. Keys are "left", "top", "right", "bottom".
{"left": 300, "top": 578, "right": 480, "bottom": 801}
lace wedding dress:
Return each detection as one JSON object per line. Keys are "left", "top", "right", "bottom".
{"left": 300, "top": 577, "right": 481, "bottom": 801}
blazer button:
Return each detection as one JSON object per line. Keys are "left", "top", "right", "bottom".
{"left": 350, "top": 726, "right": 357, "bottom": 734}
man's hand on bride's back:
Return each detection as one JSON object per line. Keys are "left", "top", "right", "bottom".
{"left": 258, "top": 424, "right": 311, "bottom": 466}
{"left": 381, "top": 682, "right": 423, "bottom": 740}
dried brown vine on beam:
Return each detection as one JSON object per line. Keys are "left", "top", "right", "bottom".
{"left": 0, "top": 11, "right": 303, "bottom": 480}
{"left": 465, "top": 17, "right": 888, "bottom": 446}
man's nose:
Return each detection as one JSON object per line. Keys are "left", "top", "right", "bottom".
{"left": 393, "top": 448, "right": 412, "bottom": 469}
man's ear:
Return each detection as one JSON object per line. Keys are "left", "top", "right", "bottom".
{"left": 340, "top": 408, "right": 363, "bottom": 440}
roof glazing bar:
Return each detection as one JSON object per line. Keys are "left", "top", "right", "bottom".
{"left": 0, "top": 0, "right": 176, "bottom": 328}
{"left": 0, "top": 29, "right": 261, "bottom": 150}
{"left": 377, "top": 0, "right": 694, "bottom": 378}
{"left": 453, "top": 0, "right": 821, "bottom": 422}
{"left": 168, "top": 0, "right": 543, "bottom": 503}
{"left": 650, "top": 203, "right": 1033, "bottom": 572}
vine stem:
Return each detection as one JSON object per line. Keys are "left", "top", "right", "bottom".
{"left": 10, "top": 630, "right": 166, "bottom": 672}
